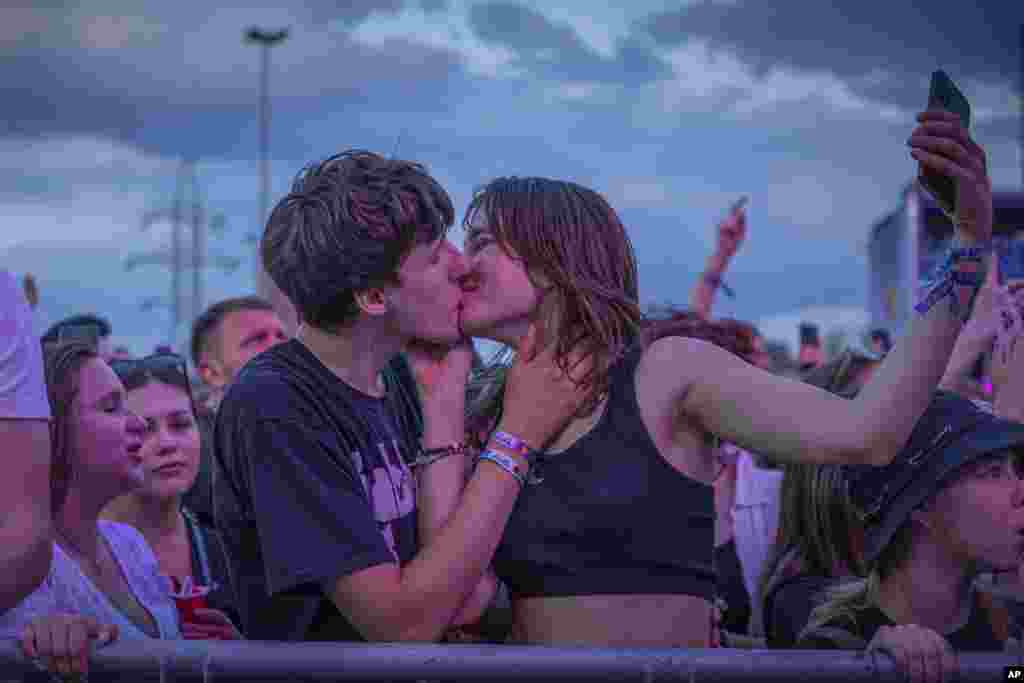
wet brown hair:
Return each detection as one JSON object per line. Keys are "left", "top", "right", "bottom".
{"left": 464, "top": 176, "right": 642, "bottom": 418}
{"left": 43, "top": 341, "right": 99, "bottom": 517}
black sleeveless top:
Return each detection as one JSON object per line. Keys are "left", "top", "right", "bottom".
{"left": 492, "top": 343, "right": 716, "bottom": 600}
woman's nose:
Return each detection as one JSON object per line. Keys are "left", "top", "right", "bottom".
{"left": 126, "top": 412, "right": 146, "bottom": 435}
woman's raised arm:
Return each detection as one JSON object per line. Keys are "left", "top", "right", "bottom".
{"left": 655, "top": 109, "right": 992, "bottom": 467}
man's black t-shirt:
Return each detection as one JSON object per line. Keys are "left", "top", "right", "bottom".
{"left": 797, "top": 590, "right": 1005, "bottom": 652}
{"left": 212, "top": 340, "right": 422, "bottom": 642}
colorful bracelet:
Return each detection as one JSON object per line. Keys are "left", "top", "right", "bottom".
{"left": 478, "top": 449, "right": 528, "bottom": 488}
{"left": 490, "top": 430, "right": 544, "bottom": 465}
{"left": 914, "top": 244, "right": 990, "bottom": 319}
{"left": 410, "top": 441, "right": 471, "bottom": 470}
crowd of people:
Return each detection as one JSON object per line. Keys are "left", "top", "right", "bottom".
{"left": 0, "top": 106, "right": 1020, "bottom": 683}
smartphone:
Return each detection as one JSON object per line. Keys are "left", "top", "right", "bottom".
{"left": 799, "top": 322, "right": 820, "bottom": 347}
{"left": 730, "top": 196, "right": 749, "bottom": 214}
{"left": 919, "top": 70, "right": 972, "bottom": 216}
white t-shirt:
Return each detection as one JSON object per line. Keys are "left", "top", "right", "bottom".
{"left": 0, "top": 270, "right": 49, "bottom": 420}
{"left": 0, "top": 521, "right": 181, "bottom": 640}
{"left": 723, "top": 445, "right": 784, "bottom": 600}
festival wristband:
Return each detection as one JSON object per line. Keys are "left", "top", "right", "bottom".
{"left": 490, "top": 431, "right": 538, "bottom": 462}
{"left": 478, "top": 449, "right": 528, "bottom": 488}
{"left": 915, "top": 245, "right": 989, "bottom": 318}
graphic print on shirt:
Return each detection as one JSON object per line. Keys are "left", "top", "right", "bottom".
{"left": 350, "top": 438, "right": 416, "bottom": 559}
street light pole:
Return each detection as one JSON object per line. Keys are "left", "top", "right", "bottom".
{"left": 244, "top": 27, "right": 297, "bottom": 334}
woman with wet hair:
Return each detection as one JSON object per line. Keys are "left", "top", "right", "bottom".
{"left": 427, "top": 109, "right": 993, "bottom": 647}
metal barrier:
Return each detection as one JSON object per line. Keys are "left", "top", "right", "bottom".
{"left": 1, "top": 640, "right": 1021, "bottom": 682}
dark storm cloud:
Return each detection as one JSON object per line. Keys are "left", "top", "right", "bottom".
{"left": 644, "top": 0, "right": 1022, "bottom": 114}
{"left": 419, "top": 0, "right": 449, "bottom": 13}
{"left": 0, "top": 2, "right": 464, "bottom": 158}
{"left": 467, "top": 1, "right": 668, "bottom": 84}
{"left": 302, "top": 0, "right": 404, "bottom": 26}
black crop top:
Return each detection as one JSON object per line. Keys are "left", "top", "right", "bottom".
{"left": 492, "top": 342, "right": 716, "bottom": 600}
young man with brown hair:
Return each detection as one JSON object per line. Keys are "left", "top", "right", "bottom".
{"left": 213, "top": 150, "right": 582, "bottom": 644}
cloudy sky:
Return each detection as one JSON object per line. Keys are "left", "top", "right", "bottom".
{"left": 2, "top": 1, "right": 1021, "bottom": 355}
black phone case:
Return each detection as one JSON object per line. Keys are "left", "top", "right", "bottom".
{"left": 919, "top": 71, "right": 971, "bottom": 217}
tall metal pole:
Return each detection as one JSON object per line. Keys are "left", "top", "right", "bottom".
{"left": 190, "top": 160, "right": 203, "bottom": 324}
{"left": 1019, "top": 24, "right": 1023, "bottom": 188}
{"left": 259, "top": 44, "right": 270, "bottom": 247}
{"left": 172, "top": 160, "right": 185, "bottom": 343}
{"left": 245, "top": 27, "right": 296, "bottom": 334}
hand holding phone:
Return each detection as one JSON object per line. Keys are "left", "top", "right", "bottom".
{"left": 909, "top": 71, "right": 991, "bottom": 245}
{"left": 918, "top": 70, "right": 971, "bottom": 217}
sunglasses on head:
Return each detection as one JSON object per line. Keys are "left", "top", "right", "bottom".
{"left": 109, "top": 352, "right": 188, "bottom": 380}
{"left": 56, "top": 322, "right": 104, "bottom": 346}
{"left": 109, "top": 353, "right": 198, "bottom": 413}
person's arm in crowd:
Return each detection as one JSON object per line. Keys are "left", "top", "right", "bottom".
{"left": 404, "top": 340, "right": 498, "bottom": 628}
{"left": 939, "top": 254, "right": 1001, "bottom": 398}
{"left": 0, "top": 271, "right": 53, "bottom": 613}
{"left": 647, "top": 110, "right": 993, "bottom": 467}
{"left": 20, "top": 614, "right": 118, "bottom": 678}
{"left": 689, "top": 200, "right": 747, "bottom": 318}
{"left": 330, "top": 326, "right": 586, "bottom": 642}
{"left": 0, "top": 421, "right": 53, "bottom": 611}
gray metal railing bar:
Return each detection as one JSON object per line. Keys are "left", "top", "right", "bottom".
{"left": 0, "top": 639, "right": 1021, "bottom": 681}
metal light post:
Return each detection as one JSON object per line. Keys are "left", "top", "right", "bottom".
{"left": 244, "top": 27, "right": 296, "bottom": 334}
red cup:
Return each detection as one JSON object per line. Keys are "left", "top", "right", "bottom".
{"left": 174, "top": 594, "right": 209, "bottom": 625}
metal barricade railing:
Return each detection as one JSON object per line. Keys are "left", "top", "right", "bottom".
{"left": 1, "top": 640, "right": 1022, "bottom": 682}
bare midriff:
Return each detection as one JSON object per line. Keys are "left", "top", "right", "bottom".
{"left": 507, "top": 593, "right": 714, "bottom": 647}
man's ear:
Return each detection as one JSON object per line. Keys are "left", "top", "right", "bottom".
{"left": 353, "top": 288, "right": 389, "bottom": 317}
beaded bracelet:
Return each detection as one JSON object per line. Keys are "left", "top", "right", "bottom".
{"left": 478, "top": 449, "right": 528, "bottom": 488}
{"left": 410, "top": 441, "right": 471, "bottom": 470}
{"left": 490, "top": 431, "right": 537, "bottom": 460}
{"left": 915, "top": 243, "right": 990, "bottom": 319}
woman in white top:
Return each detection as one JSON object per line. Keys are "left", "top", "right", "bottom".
{"left": 0, "top": 341, "right": 239, "bottom": 678}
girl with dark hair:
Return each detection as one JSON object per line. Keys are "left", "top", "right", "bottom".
{"left": 102, "top": 353, "right": 240, "bottom": 637}
{"left": 0, "top": 343, "right": 240, "bottom": 679}
{"left": 434, "top": 109, "right": 992, "bottom": 648}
